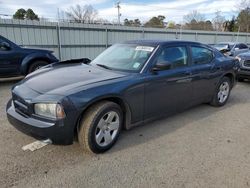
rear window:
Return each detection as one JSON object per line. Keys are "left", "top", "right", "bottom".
{"left": 191, "top": 46, "right": 214, "bottom": 65}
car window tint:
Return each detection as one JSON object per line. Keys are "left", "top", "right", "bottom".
{"left": 191, "top": 46, "right": 213, "bottom": 65}
{"left": 157, "top": 46, "right": 188, "bottom": 69}
{"left": 239, "top": 44, "right": 248, "bottom": 49}
{"left": 0, "top": 42, "right": 7, "bottom": 51}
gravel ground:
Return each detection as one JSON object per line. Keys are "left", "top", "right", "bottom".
{"left": 1, "top": 81, "right": 250, "bottom": 188}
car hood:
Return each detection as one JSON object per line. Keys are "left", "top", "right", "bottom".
{"left": 238, "top": 51, "right": 250, "bottom": 59}
{"left": 22, "top": 63, "right": 128, "bottom": 95}
{"left": 21, "top": 46, "right": 53, "bottom": 53}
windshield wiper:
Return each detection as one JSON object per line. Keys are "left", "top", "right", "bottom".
{"left": 96, "top": 64, "right": 112, "bottom": 70}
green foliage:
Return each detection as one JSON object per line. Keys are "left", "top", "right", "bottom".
{"left": 26, "top": 9, "right": 39, "bottom": 20}
{"left": 167, "top": 21, "right": 176, "bottom": 29}
{"left": 13, "top": 8, "right": 26, "bottom": 20}
{"left": 144, "top": 15, "right": 166, "bottom": 28}
{"left": 124, "top": 18, "right": 141, "bottom": 26}
{"left": 13, "top": 8, "right": 39, "bottom": 21}
{"left": 224, "top": 16, "right": 238, "bottom": 32}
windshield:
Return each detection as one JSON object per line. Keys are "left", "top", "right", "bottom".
{"left": 91, "top": 44, "right": 155, "bottom": 72}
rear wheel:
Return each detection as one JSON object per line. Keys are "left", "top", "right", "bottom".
{"left": 78, "top": 101, "right": 123, "bottom": 154}
{"left": 28, "top": 60, "right": 48, "bottom": 74}
{"left": 210, "top": 77, "right": 231, "bottom": 107}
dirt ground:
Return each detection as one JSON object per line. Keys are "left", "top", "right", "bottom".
{"left": 1, "top": 81, "right": 250, "bottom": 188}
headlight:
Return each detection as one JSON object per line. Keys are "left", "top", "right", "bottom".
{"left": 34, "top": 103, "right": 65, "bottom": 119}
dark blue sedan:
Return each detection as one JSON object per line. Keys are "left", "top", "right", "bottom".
{"left": 6, "top": 40, "right": 239, "bottom": 154}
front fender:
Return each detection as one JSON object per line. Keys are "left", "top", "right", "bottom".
{"left": 71, "top": 93, "right": 133, "bottom": 130}
{"left": 20, "top": 52, "right": 54, "bottom": 74}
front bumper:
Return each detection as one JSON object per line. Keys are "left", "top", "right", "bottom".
{"left": 6, "top": 100, "right": 74, "bottom": 145}
{"left": 237, "top": 68, "right": 250, "bottom": 79}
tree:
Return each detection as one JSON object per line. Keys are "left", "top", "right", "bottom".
{"left": 237, "top": 7, "right": 250, "bottom": 32}
{"left": 144, "top": 15, "right": 166, "bottom": 28}
{"left": 13, "top": 8, "right": 26, "bottom": 20}
{"left": 213, "top": 11, "right": 226, "bottom": 31}
{"left": 183, "top": 10, "right": 205, "bottom": 23}
{"left": 184, "top": 19, "right": 213, "bottom": 30}
{"left": 13, "top": 8, "right": 39, "bottom": 20}
{"left": 167, "top": 21, "right": 176, "bottom": 29}
{"left": 26, "top": 9, "right": 39, "bottom": 21}
{"left": 66, "top": 4, "right": 98, "bottom": 23}
{"left": 224, "top": 16, "right": 238, "bottom": 32}
{"left": 124, "top": 18, "right": 141, "bottom": 27}
{"left": 183, "top": 10, "right": 212, "bottom": 30}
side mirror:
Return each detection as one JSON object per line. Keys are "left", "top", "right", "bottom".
{"left": 0, "top": 42, "right": 11, "bottom": 50}
{"left": 152, "top": 60, "right": 171, "bottom": 71}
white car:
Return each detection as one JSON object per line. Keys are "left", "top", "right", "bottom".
{"left": 213, "top": 42, "right": 249, "bottom": 57}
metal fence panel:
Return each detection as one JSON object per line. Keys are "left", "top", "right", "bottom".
{"left": 0, "top": 19, "right": 250, "bottom": 61}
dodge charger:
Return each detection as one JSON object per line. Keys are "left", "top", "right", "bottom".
{"left": 6, "top": 40, "right": 239, "bottom": 154}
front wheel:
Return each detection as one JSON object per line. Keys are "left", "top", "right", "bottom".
{"left": 210, "top": 77, "right": 231, "bottom": 107}
{"left": 28, "top": 60, "right": 49, "bottom": 74}
{"left": 78, "top": 101, "right": 123, "bottom": 154}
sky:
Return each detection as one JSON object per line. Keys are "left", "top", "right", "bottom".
{"left": 0, "top": 0, "right": 240, "bottom": 23}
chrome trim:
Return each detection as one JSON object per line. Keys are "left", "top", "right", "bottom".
{"left": 14, "top": 100, "right": 28, "bottom": 110}
{"left": 140, "top": 45, "right": 160, "bottom": 73}
{"left": 241, "top": 60, "right": 250, "bottom": 70}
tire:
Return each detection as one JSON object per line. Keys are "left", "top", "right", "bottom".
{"left": 238, "top": 78, "right": 244, "bottom": 82}
{"left": 78, "top": 101, "right": 123, "bottom": 154}
{"left": 210, "top": 77, "right": 231, "bottom": 107}
{"left": 28, "top": 60, "right": 48, "bottom": 74}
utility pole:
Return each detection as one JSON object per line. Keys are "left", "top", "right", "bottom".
{"left": 57, "top": 8, "right": 60, "bottom": 22}
{"left": 116, "top": 1, "right": 121, "bottom": 25}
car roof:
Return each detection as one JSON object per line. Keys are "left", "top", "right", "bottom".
{"left": 123, "top": 40, "right": 204, "bottom": 46}
{"left": 218, "top": 42, "right": 241, "bottom": 45}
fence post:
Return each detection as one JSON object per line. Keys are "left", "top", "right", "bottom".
{"left": 142, "top": 28, "right": 145, "bottom": 39}
{"left": 215, "top": 32, "right": 217, "bottom": 44}
{"left": 56, "top": 22, "right": 62, "bottom": 60}
{"left": 195, "top": 32, "right": 198, "bottom": 41}
{"left": 246, "top": 33, "right": 249, "bottom": 44}
{"left": 105, "top": 27, "right": 108, "bottom": 48}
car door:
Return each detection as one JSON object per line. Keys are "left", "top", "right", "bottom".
{"left": 189, "top": 45, "right": 218, "bottom": 103}
{"left": 0, "top": 37, "right": 22, "bottom": 77}
{"left": 144, "top": 45, "right": 193, "bottom": 120}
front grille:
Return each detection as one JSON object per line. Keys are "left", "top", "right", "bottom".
{"left": 12, "top": 93, "right": 31, "bottom": 117}
{"left": 243, "top": 60, "right": 250, "bottom": 68}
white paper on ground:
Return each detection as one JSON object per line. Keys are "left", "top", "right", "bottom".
{"left": 22, "top": 140, "right": 51, "bottom": 151}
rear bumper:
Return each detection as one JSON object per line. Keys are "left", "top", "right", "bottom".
{"left": 6, "top": 100, "right": 74, "bottom": 145}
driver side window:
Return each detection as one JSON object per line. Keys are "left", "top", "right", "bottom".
{"left": 156, "top": 46, "right": 188, "bottom": 69}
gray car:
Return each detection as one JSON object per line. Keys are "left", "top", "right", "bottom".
{"left": 236, "top": 51, "right": 250, "bottom": 81}
{"left": 213, "top": 42, "right": 249, "bottom": 57}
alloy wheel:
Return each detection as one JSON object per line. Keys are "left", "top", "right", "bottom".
{"left": 95, "top": 111, "right": 120, "bottom": 147}
{"left": 217, "top": 81, "right": 230, "bottom": 103}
